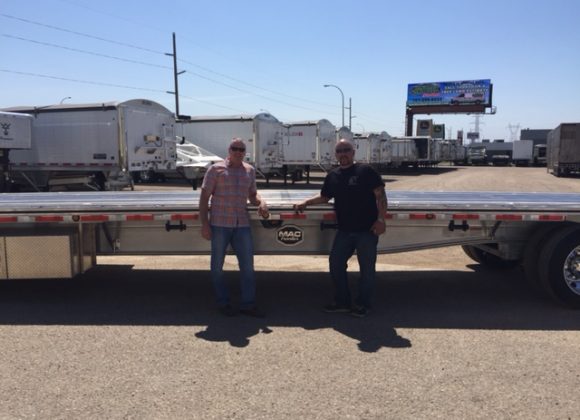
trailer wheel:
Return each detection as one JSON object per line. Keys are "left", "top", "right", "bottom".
{"left": 461, "top": 245, "right": 519, "bottom": 269}
{"left": 538, "top": 225, "right": 580, "bottom": 308}
{"left": 522, "top": 223, "right": 570, "bottom": 296}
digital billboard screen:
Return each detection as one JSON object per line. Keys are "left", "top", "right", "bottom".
{"left": 407, "top": 79, "right": 492, "bottom": 108}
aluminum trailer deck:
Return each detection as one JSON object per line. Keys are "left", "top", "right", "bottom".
{"left": 1, "top": 190, "right": 579, "bottom": 307}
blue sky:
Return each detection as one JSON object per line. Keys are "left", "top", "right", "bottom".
{"left": 2, "top": 0, "right": 579, "bottom": 141}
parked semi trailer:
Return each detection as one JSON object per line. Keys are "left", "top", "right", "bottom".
{"left": 0, "top": 111, "right": 33, "bottom": 192}
{"left": 0, "top": 190, "right": 579, "bottom": 308}
{"left": 512, "top": 140, "right": 534, "bottom": 166}
{"left": 548, "top": 123, "right": 580, "bottom": 177}
{"left": 176, "top": 113, "right": 285, "bottom": 179}
{"left": 1, "top": 100, "right": 178, "bottom": 191}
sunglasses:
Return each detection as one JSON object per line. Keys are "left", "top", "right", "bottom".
{"left": 335, "top": 148, "right": 352, "bottom": 154}
{"left": 230, "top": 146, "right": 246, "bottom": 152}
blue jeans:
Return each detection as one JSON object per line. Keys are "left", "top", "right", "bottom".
{"left": 210, "top": 226, "right": 256, "bottom": 309}
{"left": 329, "top": 230, "right": 378, "bottom": 309}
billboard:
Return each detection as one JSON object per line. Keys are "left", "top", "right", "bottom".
{"left": 416, "top": 119, "right": 432, "bottom": 136}
{"left": 432, "top": 124, "right": 445, "bottom": 139}
{"left": 407, "top": 79, "right": 492, "bottom": 108}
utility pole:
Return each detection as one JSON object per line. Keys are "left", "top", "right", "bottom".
{"left": 165, "top": 32, "right": 185, "bottom": 118}
{"left": 348, "top": 97, "right": 352, "bottom": 130}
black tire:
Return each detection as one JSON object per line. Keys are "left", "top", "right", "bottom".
{"left": 537, "top": 225, "right": 580, "bottom": 308}
{"left": 461, "top": 245, "right": 481, "bottom": 263}
{"left": 461, "top": 244, "right": 519, "bottom": 269}
{"left": 522, "top": 223, "right": 570, "bottom": 296}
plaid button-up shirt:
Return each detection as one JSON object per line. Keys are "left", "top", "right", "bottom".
{"left": 201, "top": 158, "right": 257, "bottom": 227}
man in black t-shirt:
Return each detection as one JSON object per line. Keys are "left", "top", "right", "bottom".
{"left": 294, "top": 139, "right": 388, "bottom": 317}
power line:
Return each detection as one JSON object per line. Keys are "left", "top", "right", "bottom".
{"left": 3, "top": 32, "right": 334, "bottom": 115}
{"left": 1, "top": 13, "right": 337, "bottom": 113}
{"left": 3, "top": 34, "right": 171, "bottom": 70}
{"left": 0, "top": 68, "right": 167, "bottom": 92}
{"left": 0, "top": 13, "right": 165, "bottom": 55}
{"left": 0, "top": 68, "right": 251, "bottom": 113}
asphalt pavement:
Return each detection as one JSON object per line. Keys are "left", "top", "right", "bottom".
{"left": 1, "top": 165, "right": 579, "bottom": 419}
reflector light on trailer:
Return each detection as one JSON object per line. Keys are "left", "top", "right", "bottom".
{"left": 409, "top": 213, "right": 436, "bottom": 220}
{"left": 35, "top": 215, "right": 64, "bottom": 222}
{"left": 453, "top": 214, "right": 480, "bottom": 220}
{"left": 170, "top": 214, "right": 198, "bottom": 220}
{"left": 531, "top": 214, "right": 567, "bottom": 221}
{"left": 280, "top": 213, "right": 307, "bottom": 220}
{"left": 322, "top": 213, "right": 336, "bottom": 220}
{"left": 0, "top": 216, "right": 18, "bottom": 223}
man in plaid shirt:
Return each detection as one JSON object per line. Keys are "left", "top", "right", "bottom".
{"left": 199, "top": 138, "right": 269, "bottom": 317}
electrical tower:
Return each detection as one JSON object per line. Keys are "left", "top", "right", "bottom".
{"left": 507, "top": 123, "right": 521, "bottom": 142}
{"left": 469, "top": 114, "right": 485, "bottom": 143}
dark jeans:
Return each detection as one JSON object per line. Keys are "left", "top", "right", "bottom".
{"left": 329, "top": 230, "right": 378, "bottom": 309}
{"left": 210, "top": 226, "right": 256, "bottom": 309}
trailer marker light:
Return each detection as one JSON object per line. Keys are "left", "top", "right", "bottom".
{"left": 0, "top": 216, "right": 18, "bottom": 223}
{"left": 453, "top": 214, "right": 480, "bottom": 220}
{"left": 171, "top": 213, "right": 198, "bottom": 220}
{"left": 281, "top": 213, "right": 307, "bottom": 220}
{"left": 322, "top": 213, "right": 336, "bottom": 220}
{"left": 538, "top": 215, "right": 566, "bottom": 221}
{"left": 35, "top": 215, "right": 64, "bottom": 222}
{"left": 410, "top": 213, "right": 435, "bottom": 220}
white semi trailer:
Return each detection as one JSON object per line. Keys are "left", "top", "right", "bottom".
{"left": 282, "top": 119, "right": 337, "bottom": 180}
{"left": 176, "top": 113, "right": 285, "bottom": 179}
{"left": 0, "top": 190, "right": 579, "bottom": 308}
{"left": 0, "top": 111, "right": 33, "bottom": 192}
{"left": 2, "top": 100, "right": 178, "bottom": 191}
{"left": 512, "top": 140, "right": 534, "bottom": 166}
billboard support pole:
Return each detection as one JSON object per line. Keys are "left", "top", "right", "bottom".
{"left": 405, "top": 108, "right": 414, "bottom": 136}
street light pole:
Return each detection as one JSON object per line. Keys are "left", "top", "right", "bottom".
{"left": 59, "top": 96, "right": 71, "bottom": 104}
{"left": 323, "top": 84, "right": 345, "bottom": 127}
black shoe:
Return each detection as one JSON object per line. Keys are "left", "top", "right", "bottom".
{"left": 350, "top": 306, "right": 370, "bottom": 318}
{"left": 240, "top": 306, "right": 265, "bottom": 318}
{"left": 324, "top": 303, "right": 351, "bottom": 313}
{"left": 219, "top": 305, "right": 237, "bottom": 317}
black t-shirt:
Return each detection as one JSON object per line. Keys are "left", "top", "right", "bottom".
{"left": 321, "top": 163, "right": 385, "bottom": 232}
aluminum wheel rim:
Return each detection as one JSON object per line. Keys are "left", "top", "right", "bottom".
{"left": 563, "top": 245, "right": 580, "bottom": 296}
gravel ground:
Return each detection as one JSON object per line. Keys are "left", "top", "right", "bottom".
{"left": 1, "top": 165, "right": 579, "bottom": 419}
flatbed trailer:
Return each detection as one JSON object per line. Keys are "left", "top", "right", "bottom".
{"left": 1, "top": 190, "right": 579, "bottom": 307}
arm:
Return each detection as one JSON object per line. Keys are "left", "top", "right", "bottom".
{"left": 371, "top": 186, "right": 388, "bottom": 236}
{"left": 199, "top": 187, "right": 212, "bottom": 240}
{"left": 249, "top": 191, "right": 269, "bottom": 219}
{"left": 293, "top": 194, "right": 331, "bottom": 212}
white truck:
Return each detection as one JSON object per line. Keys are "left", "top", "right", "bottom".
{"left": 512, "top": 140, "right": 534, "bottom": 166}
{"left": 1, "top": 100, "right": 178, "bottom": 191}
{"left": 176, "top": 113, "right": 285, "bottom": 180}
{"left": 143, "top": 141, "right": 222, "bottom": 188}
{"left": 0, "top": 111, "right": 33, "bottom": 192}
{"left": 1, "top": 190, "right": 579, "bottom": 308}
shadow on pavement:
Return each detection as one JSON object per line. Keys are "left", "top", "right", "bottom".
{"left": 0, "top": 265, "right": 578, "bottom": 352}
